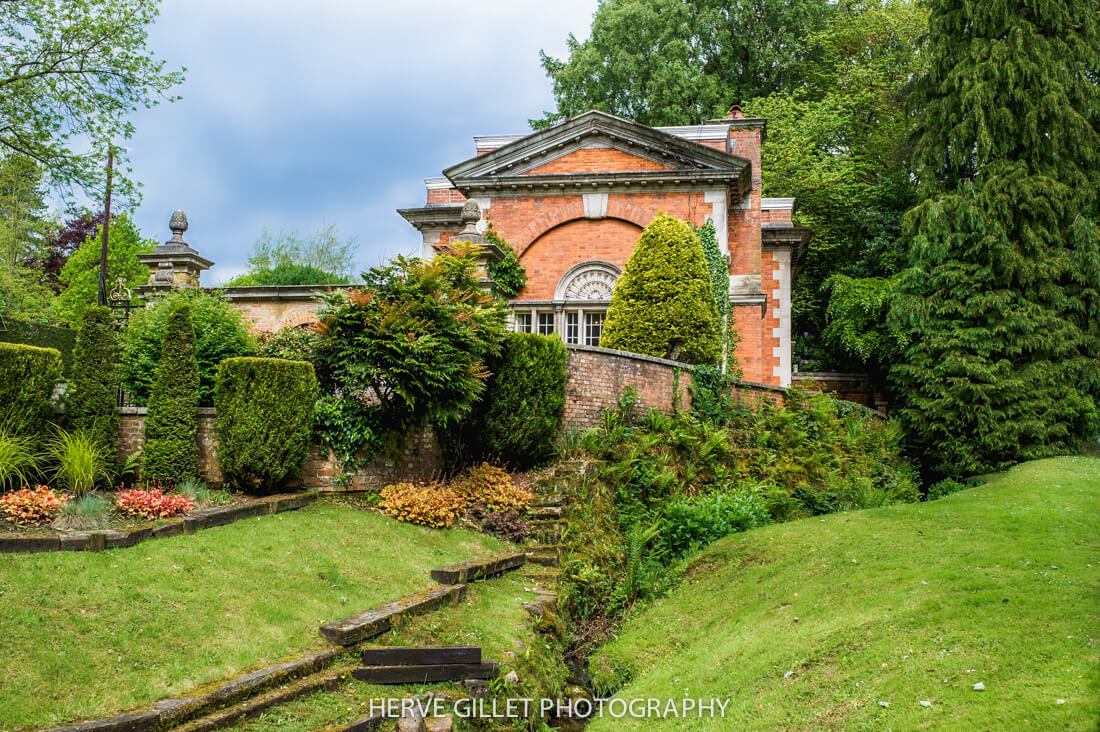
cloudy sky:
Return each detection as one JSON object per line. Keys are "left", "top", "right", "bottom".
{"left": 124, "top": 0, "right": 599, "bottom": 284}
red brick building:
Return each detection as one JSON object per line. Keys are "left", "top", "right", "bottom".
{"left": 401, "top": 109, "right": 810, "bottom": 387}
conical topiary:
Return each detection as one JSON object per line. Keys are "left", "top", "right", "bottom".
{"left": 68, "top": 306, "right": 120, "bottom": 452}
{"left": 600, "top": 214, "right": 721, "bottom": 364}
{"left": 141, "top": 303, "right": 199, "bottom": 483}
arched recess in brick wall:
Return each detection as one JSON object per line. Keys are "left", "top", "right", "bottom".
{"left": 514, "top": 204, "right": 654, "bottom": 256}
{"left": 517, "top": 217, "right": 642, "bottom": 301}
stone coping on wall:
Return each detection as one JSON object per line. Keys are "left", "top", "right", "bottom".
{"left": 565, "top": 343, "right": 790, "bottom": 395}
{"left": 218, "top": 284, "right": 355, "bottom": 301}
{"left": 119, "top": 406, "right": 217, "bottom": 417}
{"left": 0, "top": 493, "right": 315, "bottom": 554}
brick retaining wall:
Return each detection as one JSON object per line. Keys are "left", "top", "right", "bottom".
{"left": 115, "top": 347, "right": 787, "bottom": 490}
{"left": 792, "top": 372, "right": 887, "bottom": 415}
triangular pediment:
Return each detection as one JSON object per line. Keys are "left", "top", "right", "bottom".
{"left": 444, "top": 110, "right": 749, "bottom": 182}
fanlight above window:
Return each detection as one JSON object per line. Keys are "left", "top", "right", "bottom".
{"left": 555, "top": 261, "right": 621, "bottom": 301}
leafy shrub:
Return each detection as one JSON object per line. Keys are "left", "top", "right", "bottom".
{"left": 52, "top": 493, "right": 109, "bottom": 530}
{"left": 0, "top": 342, "right": 62, "bottom": 438}
{"left": 661, "top": 492, "right": 768, "bottom": 560}
{"left": 600, "top": 215, "right": 721, "bottom": 364}
{"left": 379, "top": 482, "right": 465, "bottom": 528}
{"left": 48, "top": 428, "right": 114, "bottom": 495}
{"left": 227, "top": 263, "right": 349, "bottom": 286}
{"left": 68, "top": 306, "right": 121, "bottom": 450}
{"left": 470, "top": 507, "right": 529, "bottom": 542}
{"left": 475, "top": 333, "right": 566, "bottom": 469}
{"left": 483, "top": 221, "right": 527, "bottom": 298}
{"left": 116, "top": 487, "right": 195, "bottom": 519}
{"left": 142, "top": 304, "right": 200, "bottom": 483}
{"left": 257, "top": 326, "right": 319, "bottom": 362}
{"left": 927, "top": 478, "right": 968, "bottom": 500}
{"left": 214, "top": 357, "right": 319, "bottom": 493}
{"left": 452, "top": 462, "right": 533, "bottom": 512}
{"left": 0, "top": 485, "right": 69, "bottom": 525}
{"left": 121, "top": 288, "right": 255, "bottom": 406}
{"left": 0, "top": 318, "right": 77, "bottom": 373}
{"left": 312, "top": 243, "right": 507, "bottom": 464}
{"left": 0, "top": 431, "right": 40, "bottom": 491}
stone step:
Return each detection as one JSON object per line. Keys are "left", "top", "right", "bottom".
{"left": 529, "top": 494, "right": 563, "bottom": 508}
{"left": 525, "top": 546, "right": 562, "bottom": 567}
{"left": 360, "top": 646, "right": 480, "bottom": 666}
{"left": 429, "top": 552, "right": 525, "bottom": 585}
{"left": 319, "top": 585, "right": 466, "bottom": 646}
{"left": 526, "top": 505, "right": 563, "bottom": 519}
{"left": 352, "top": 661, "right": 499, "bottom": 685}
{"left": 527, "top": 520, "right": 565, "bottom": 542}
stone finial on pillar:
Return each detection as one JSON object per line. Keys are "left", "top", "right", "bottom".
{"left": 136, "top": 210, "right": 215, "bottom": 296}
{"left": 449, "top": 199, "right": 503, "bottom": 294}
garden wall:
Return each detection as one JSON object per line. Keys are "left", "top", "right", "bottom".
{"left": 561, "top": 344, "right": 786, "bottom": 430}
{"left": 116, "top": 347, "right": 786, "bottom": 491}
{"left": 117, "top": 408, "right": 442, "bottom": 492}
{"left": 792, "top": 372, "right": 887, "bottom": 415}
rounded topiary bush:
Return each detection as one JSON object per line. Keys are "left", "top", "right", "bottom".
{"left": 0, "top": 342, "right": 62, "bottom": 438}
{"left": 215, "top": 357, "right": 319, "bottom": 494}
{"left": 142, "top": 304, "right": 200, "bottom": 483}
{"left": 600, "top": 214, "right": 721, "bottom": 364}
{"left": 68, "top": 306, "right": 121, "bottom": 451}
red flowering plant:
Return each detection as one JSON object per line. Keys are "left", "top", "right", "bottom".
{"left": 116, "top": 486, "right": 195, "bottom": 520}
{"left": 0, "top": 485, "right": 71, "bottom": 526}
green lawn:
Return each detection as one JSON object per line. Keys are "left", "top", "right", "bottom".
{"left": 0, "top": 501, "right": 507, "bottom": 731}
{"left": 223, "top": 571, "right": 541, "bottom": 732}
{"left": 587, "top": 456, "right": 1100, "bottom": 730}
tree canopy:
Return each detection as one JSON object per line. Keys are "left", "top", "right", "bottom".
{"left": 534, "top": 0, "right": 836, "bottom": 127}
{"left": 226, "top": 224, "right": 357, "bottom": 286}
{"left": 888, "top": 0, "right": 1100, "bottom": 477}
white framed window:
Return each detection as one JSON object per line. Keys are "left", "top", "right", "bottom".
{"left": 565, "top": 313, "right": 579, "bottom": 344}
{"left": 584, "top": 312, "right": 604, "bottom": 346}
{"left": 537, "top": 313, "right": 555, "bottom": 336}
{"left": 515, "top": 313, "right": 532, "bottom": 333}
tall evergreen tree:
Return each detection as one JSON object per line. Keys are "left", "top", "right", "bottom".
{"left": 142, "top": 303, "right": 199, "bottom": 483}
{"left": 889, "top": 0, "right": 1100, "bottom": 476}
{"left": 68, "top": 306, "right": 120, "bottom": 451}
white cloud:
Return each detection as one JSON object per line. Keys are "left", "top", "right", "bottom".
{"left": 127, "top": 0, "right": 598, "bottom": 277}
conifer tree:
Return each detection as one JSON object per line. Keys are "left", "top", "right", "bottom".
{"left": 142, "top": 303, "right": 199, "bottom": 483}
{"left": 889, "top": 0, "right": 1100, "bottom": 476}
{"left": 601, "top": 215, "right": 721, "bottom": 364}
{"left": 68, "top": 306, "right": 120, "bottom": 451}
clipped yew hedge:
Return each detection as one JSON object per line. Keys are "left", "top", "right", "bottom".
{"left": 143, "top": 304, "right": 200, "bottom": 483}
{"left": 0, "top": 342, "right": 62, "bottom": 437}
{"left": 68, "top": 307, "right": 121, "bottom": 451}
{"left": 215, "top": 357, "right": 319, "bottom": 494}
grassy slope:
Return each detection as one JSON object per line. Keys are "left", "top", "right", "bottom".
{"left": 588, "top": 456, "right": 1100, "bottom": 730}
{"left": 223, "top": 571, "right": 540, "bottom": 731}
{"left": 0, "top": 502, "right": 506, "bottom": 731}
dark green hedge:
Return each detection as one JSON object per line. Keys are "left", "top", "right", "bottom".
{"left": 143, "top": 304, "right": 200, "bottom": 483}
{"left": 215, "top": 357, "right": 319, "bottom": 494}
{"left": 0, "top": 318, "right": 77, "bottom": 374}
{"left": 0, "top": 342, "right": 62, "bottom": 437}
{"left": 475, "top": 332, "right": 567, "bottom": 469}
{"left": 68, "top": 307, "right": 121, "bottom": 450}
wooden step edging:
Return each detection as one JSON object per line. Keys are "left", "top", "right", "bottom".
{"left": 361, "top": 645, "right": 481, "bottom": 666}
{"left": 40, "top": 648, "right": 342, "bottom": 732}
{"left": 429, "top": 552, "right": 526, "bottom": 585}
{"left": 1, "top": 493, "right": 317, "bottom": 555}
{"left": 320, "top": 584, "right": 468, "bottom": 647}
{"left": 352, "top": 661, "right": 499, "bottom": 685}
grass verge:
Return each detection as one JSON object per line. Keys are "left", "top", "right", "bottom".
{"left": 0, "top": 501, "right": 506, "bottom": 730}
{"left": 586, "top": 456, "right": 1100, "bottom": 730}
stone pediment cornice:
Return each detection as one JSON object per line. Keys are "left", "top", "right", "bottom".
{"left": 452, "top": 168, "right": 750, "bottom": 199}
{"left": 443, "top": 111, "right": 750, "bottom": 196}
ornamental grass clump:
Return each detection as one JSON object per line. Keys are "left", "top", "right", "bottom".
{"left": 0, "top": 430, "right": 40, "bottom": 491}
{"left": 52, "top": 493, "right": 110, "bottom": 530}
{"left": 379, "top": 482, "right": 465, "bottom": 529}
{"left": 0, "top": 485, "right": 69, "bottom": 526}
{"left": 48, "top": 428, "right": 114, "bottom": 495}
